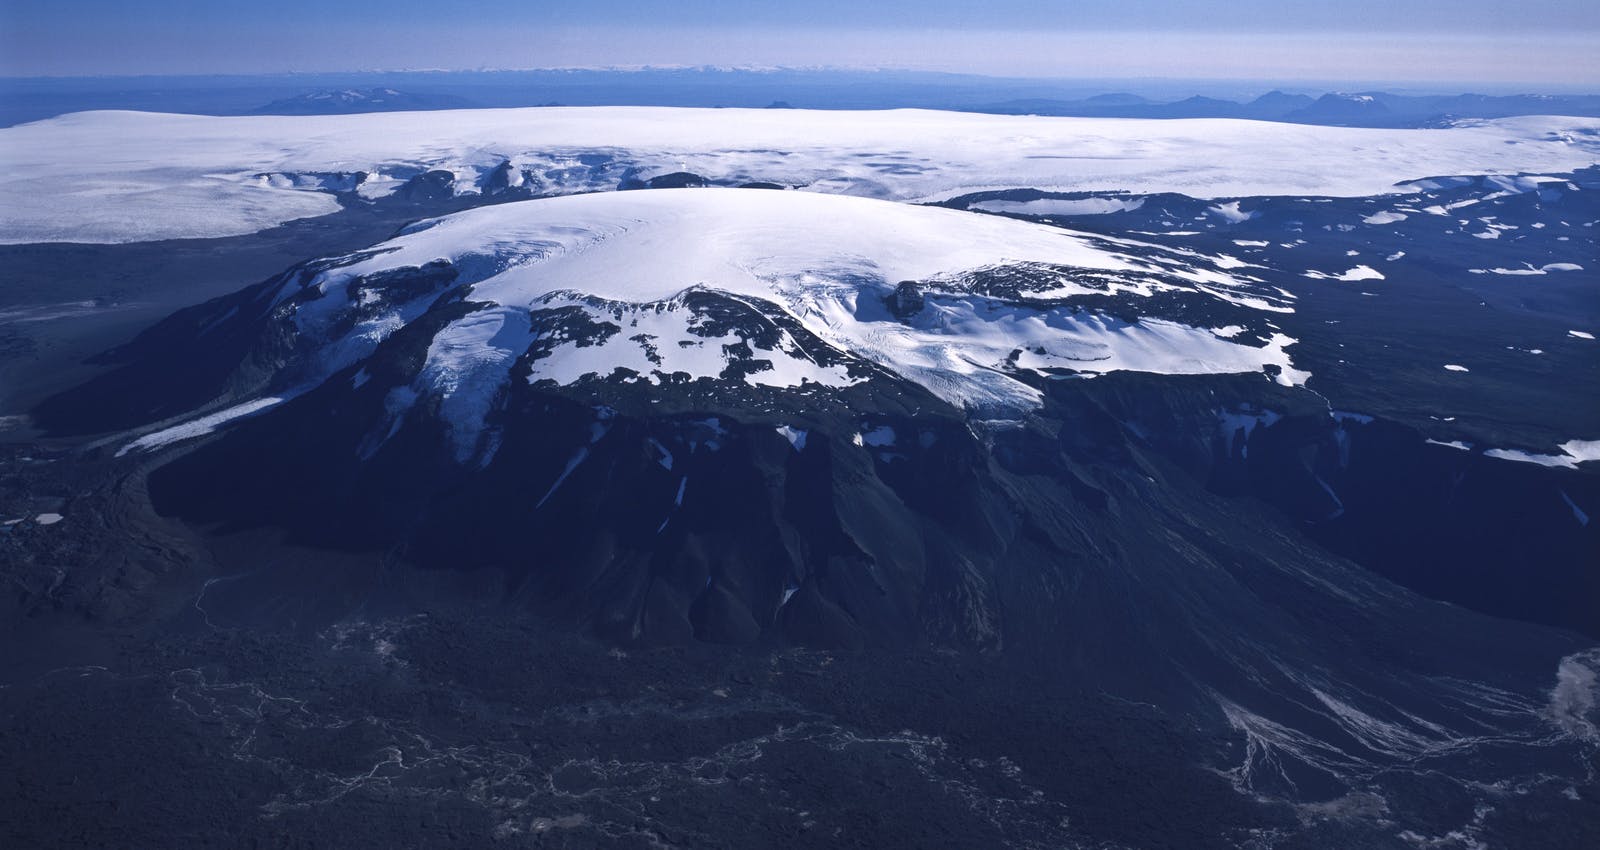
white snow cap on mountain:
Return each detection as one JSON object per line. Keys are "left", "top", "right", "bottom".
{"left": 274, "top": 190, "right": 1307, "bottom": 454}
{"left": 326, "top": 186, "right": 1140, "bottom": 303}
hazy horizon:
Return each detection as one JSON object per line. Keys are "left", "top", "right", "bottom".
{"left": 1, "top": 66, "right": 1596, "bottom": 97}
{"left": 2, "top": 1, "right": 1596, "bottom": 86}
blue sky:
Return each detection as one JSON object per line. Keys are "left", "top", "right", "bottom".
{"left": 3, "top": 0, "right": 1596, "bottom": 84}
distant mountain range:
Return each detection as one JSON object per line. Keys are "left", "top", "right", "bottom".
{"left": 2, "top": 68, "right": 1596, "bottom": 128}
{"left": 250, "top": 87, "right": 478, "bottom": 115}
{"left": 254, "top": 86, "right": 1600, "bottom": 129}
{"left": 977, "top": 90, "right": 1600, "bottom": 127}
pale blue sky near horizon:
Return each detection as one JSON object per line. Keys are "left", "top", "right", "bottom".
{"left": 2, "top": 0, "right": 1596, "bottom": 85}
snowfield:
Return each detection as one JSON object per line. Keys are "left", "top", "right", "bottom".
{"left": 3, "top": 107, "right": 1598, "bottom": 243}
{"left": 320, "top": 186, "right": 1143, "bottom": 301}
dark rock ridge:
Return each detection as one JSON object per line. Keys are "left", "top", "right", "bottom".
{"left": 128, "top": 336, "right": 1597, "bottom": 804}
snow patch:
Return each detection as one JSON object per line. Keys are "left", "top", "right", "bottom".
{"left": 776, "top": 426, "right": 808, "bottom": 452}
{"left": 1484, "top": 448, "right": 1571, "bottom": 468}
{"left": 1304, "top": 265, "right": 1385, "bottom": 282}
{"left": 1469, "top": 263, "right": 1585, "bottom": 276}
{"left": 1561, "top": 439, "right": 1600, "bottom": 463}
{"left": 1208, "top": 201, "right": 1256, "bottom": 223}
{"left": 1482, "top": 439, "right": 1598, "bottom": 470}
{"left": 970, "top": 197, "right": 1144, "bottom": 216}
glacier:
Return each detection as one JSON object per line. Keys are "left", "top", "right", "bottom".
{"left": 4, "top": 107, "right": 1599, "bottom": 244}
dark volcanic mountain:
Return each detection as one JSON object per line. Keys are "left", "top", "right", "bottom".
{"left": 6, "top": 178, "right": 1598, "bottom": 848}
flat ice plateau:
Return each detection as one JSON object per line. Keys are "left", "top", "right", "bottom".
{"left": 3, "top": 107, "right": 1598, "bottom": 243}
